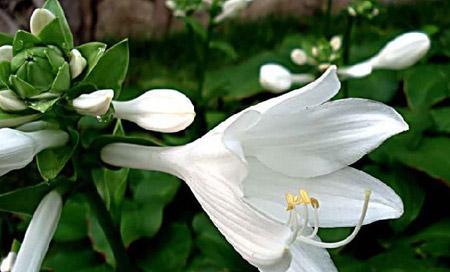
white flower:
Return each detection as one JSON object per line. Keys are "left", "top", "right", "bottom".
{"left": 72, "top": 89, "right": 114, "bottom": 116}
{"left": 30, "top": 9, "right": 56, "bottom": 36}
{"left": 101, "top": 67, "right": 407, "bottom": 271}
{"left": 330, "top": 36, "right": 342, "bottom": 51}
{"left": 338, "top": 32, "right": 430, "bottom": 78}
{"left": 69, "top": 49, "right": 87, "bottom": 79}
{"left": 0, "top": 252, "right": 16, "bottom": 272}
{"left": 291, "top": 49, "right": 308, "bottom": 66}
{"left": 0, "top": 128, "right": 69, "bottom": 176}
{"left": 215, "top": 0, "right": 252, "bottom": 23}
{"left": 259, "top": 64, "right": 315, "bottom": 93}
{"left": 0, "top": 45, "right": 13, "bottom": 62}
{"left": 0, "top": 90, "right": 27, "bottom": 112}
{"left": 112, "top": 89, "right": 195, "bottom": 133}
{"left": 12, "top": 191, "right": 62, "bottom": 272}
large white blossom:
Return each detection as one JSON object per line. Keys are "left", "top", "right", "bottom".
{"left": 102, "top": 67, "right": 407, "bottom": 271}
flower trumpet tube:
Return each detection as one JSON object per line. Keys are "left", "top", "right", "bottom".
{"left": 102, "top": 67, "right": 407, "bottom": 271}
{"left": 259, "top": 64, "right": 315, "bottom": 93}
{"left": 72, "top": 89, "right": 114, "bottom": 117}
{"left": 0, "top": 128, "right": 69, "bottom": 176}
{"left": 338, "top": 32, "right": 430, "bottom": 78}
{"left": 12, "top": 191, "right": 62, "bottom": 272}
{"left": 112, "top": 89, "right": 195, "bottom": 133}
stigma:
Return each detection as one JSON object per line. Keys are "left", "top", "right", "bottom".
{"left": 285, "top": 189, "right": 371, "bottom": 248}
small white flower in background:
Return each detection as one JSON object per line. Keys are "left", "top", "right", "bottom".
{"left": 69, "top": 49, "right": 87, "bottom": 79}
{"left": 259, "top": 64, "right": 315, "bottom": 93}
{"left": 30, "top": 9, "right": 55, "bottom": 36}
{"left": 113, "top": 89, "right": 195, "bottom": 133}
{"left": 0, "top": 90, "right": 27, "bottom": 112}
{"left": 102, "top": 67, "right": 407, "bottom": 271}
{"left": 0, "top": 45, "right": 13, "bottom": 62}
{"left": 0, "top": 128, "right": 69, "bottom": 176}
{"left": 72, "top": 89, "right": 114, "bottom": 117}
{"left": 12, "top": 191, "right": 62, "bottom": 272}
{"left": 290, "top": 49, "right": 308, "bottom": 66}
{"left": 338, "top": 32, "right": 430, "bottom": 78}
{"left": 330, "top": 35, "right": 342, "bottom": 51}
{"left": 0, "top": 252, "right": 16, "bottom": 272}
{"left": 215, "top": 0, "right": 252, "bottom": 23}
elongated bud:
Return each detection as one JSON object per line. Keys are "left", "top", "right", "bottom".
{"left": 0, "top": 45, "right": 13, "bottom": 62}
{"left": 291, "top": 49, "right": 308, "bottom": 66}
{"left": 0, "top": 113, "right": 40, "bottom": 128}
{"left": 69, "top": 49, "right": 87, "bottom": 79}
{"left": 369, "top": 32, "right": 430, "bottom": 70}
{"left": 12, "top": 191, "right": 62, "bottom": 272}
{"left": 259, "top": 64, "right": 292, "bottom": 93}
{"left": 72, "top": 89, "right": 114, "bottom": 116}
{"left": 0, "top": 128, "right": 68, "bottom": 176}
{"left": 337, "top": 61, "right": 373, "bottom": 79}
{"left": 215, "top": 0, "right": 252, "bottom": 23}
{"left": 30, "top": 9, "right": 56, "bottom": 36}
{"left": 0, "top": 90, "right": 27, "bottom": 112}
{"left": 113, "top": 89, "right": 195, "bottom": 133}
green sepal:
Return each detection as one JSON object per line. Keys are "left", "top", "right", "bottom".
{"left": 12, "top": 30, "right": 41, "bottom": 55}
{"left": 0, "top": 32, "right": 13, "bottom": 46}
{"left": 83, "top": 39, "right": 129, "bottom": 97}
{"left": 76, "top": 42, "right": 107, "bottom": 76}
{"left": 42, "top": 0, "right": 74, "bottom": 51}
{"left": 10, "top": 75, "right": 41, "bottom": 98}
{"left": 45, "top": 47, "right": 66, "bottom": 72}
{"left": 38, "top": 18, "right": 72, "bottom": 54}
{"left": 28, "top": 97, "right": 60, "bottom": 113}
{"left": 0, "top": 60, "right": 11, "bottom": 87}
{"left": 50, "top": 62, "right": 70, "bottom": 93}
{"left": 37, "top": 128, "right": 79, "bottom": 181}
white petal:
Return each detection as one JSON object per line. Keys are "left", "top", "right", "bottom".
{"left": 30, "top": 9, "right": 55, "bottom": 36}
{"left": 243, "top": 160, "right": 403, "bottom": 227}
{"left": 72, "top": 89, "right": 114, "bottom": 116}
{"left": 69, "top": 49, "right": 87, "bottom": 79}
{"left": 287, "top": 238, "right": 337, "bottom": 272}
{"left": 237, "top": 98, "right": 408, "bottom": 177}
{"left": 0, "top": 45, "right": 13, "bottom": 62}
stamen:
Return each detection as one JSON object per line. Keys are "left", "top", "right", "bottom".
{"left": 286, "top": 193, "right": 299, "bottom": 211}
{"left": 308, "top": 205, "right": 320, "bottom": 238}
{"left": 299, "top": 189, "right": 311, "bottom": 205}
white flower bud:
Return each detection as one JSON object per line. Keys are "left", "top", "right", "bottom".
{"left": 0, "top": 90, "right": 27, "bottom": 112}
{"left": 215, "top": 0, "right": 252, "bottom": 23}
{"left": 72, "top": 89, "right": 114, "bottom": 117}
{"left": 0, "top": 113, "right": 40, "bottom": 128}
{"left": 0, "top": 45, "right": 13, "bottom": 62}
{"left": 113, "top": 89, "right": 196, "bottom": 133}
{"left": 330, "top": 36, "right": 342, "bottom": 51}
{"left": 12, "top": 191, "right": 62, "bottom": 272}
{"left": 259, "top": 64, "right": 292, "bottom": 93}
{"left": 1, "top": 252, "right": 16, "bottom": 272}
{"left": 311, "top": 47, "right": 319, "bottom": 57}
{"left": 69, "top": 49, "right": 87, "bottom": 79}
{"left": 369, "top": 32, "right": 431, "bottom": 70}
{"left": 337, "top": 61, "right": 373, "bottom": 79}
{"left": 30, "top": 9, "right": 56, "bottom": 36}
{"left": 318, "top": 63, "right": 331, "bottom": 71}
{"left": 290, "top": 49, "right": 308, "bottom": 66}
{"left": 347, "top": 6, "right": 357, "bottom": 17}
{"left": 0, "top": 128, "right": 68, "bottom": 176}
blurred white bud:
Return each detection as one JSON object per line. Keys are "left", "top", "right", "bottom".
{"left": 0, "top": 90, "right": 27, "bottom": 112}
{"left": 0, "top": 252, "right": 16, "bottom": 272}
{"left": 330, "top": 36, "right": 342, "bottom": 51}
{"left": 30, "top": 9, "right": 56, "bottom": 36}
{"left": 0, "top": 128, "right": 68, "bottom": 176}
{"left": 369, "top": 32, "right": 431, "bottom": 70}
{"left": 215, "top": 0, "right": 252, "bottom": 23}
{"left": 347, "top": 6, "right": 357, "bottom": 16}
{"left": 337, "top": 61, "right": 373, "bottom": 79}
{"left": 0, "top": 45, "right": 13, "bottom": 62}
{"left": 12, "top": 191, "right": 62, "bottom": 272}
{"left": 259, "top": 64, "right": 292, "bottom": 93}
{"left": 72, "top": 89, "right": 114, "bottom": 117}
{"left": 113, "top": 89, "right": 196, "bottom": 133}
{"left": 318, "top": 63, "right": 331, "bottom": 72}
{"left": 311, "top": 47, "right": 319, "bottom": 57}
{"left": 69, "top": 49, "right": 87, "bottom": 79}
{"left": 290, "top": 49, "right": 308, "bottom": 66}
{"left": 165, "top": 0, "right": 176, "bottom": 10}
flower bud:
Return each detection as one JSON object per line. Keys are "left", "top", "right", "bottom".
{"left": 290, "top": 49, "right": 308, "bottom": 66}
{"left": 330, "top": 36, "right": 342, "bottom": 51}
{"left": 369, "top": 32, "right": 430, "bottom": 70}
{"left": 0, "top": 113, "right": 40, "bottom": 128}
{"left": 12, "top": 191, "right": 62, "bottom": 272}
{"left": 69, "top": 49, "right": 87, "bottom": 79}
{"left": 0, "top": 45, "right": 13, "bottom": 62}
{"left": 72, "top": 89, "right": 114, "bottom": 117}
{"left": 113, "top": 89, "right": 195, "bottom": 133}
{"left": 0, "top": 90, "right": 27, "bottom": 112}
{"left": 0, "top": 252, "right": 16, "bottom": 272}
{"left": 259, "top": 64, "right": 292, "bottom": 93}
{"left": 0, "top": 128, "right": 68, "bottom": 176}
{"left": 215, "top": 0, "right": 252, "bottom": 23}
{"left": 30, "top": 9, "right": 56, "bottom": 36}
{"left": 337, "top": 61, "right": 373, "bottom": 79}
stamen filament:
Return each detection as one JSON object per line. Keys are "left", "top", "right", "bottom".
{"left": 308, "top": 207, "right": 320, "bottom": 238}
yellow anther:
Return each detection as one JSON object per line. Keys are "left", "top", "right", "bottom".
{"left": 311, "top": 198, "right": 320, "bottom": 209}
{"left": 286, "top": 193, "right": 299, "bottom": 211}
{"left": 299, "top": 189, "right": 311, "bottom": 205}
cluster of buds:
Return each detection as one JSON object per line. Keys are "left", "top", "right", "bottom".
{"left": 347, "top": 0, "right": 380, "bottom": 19}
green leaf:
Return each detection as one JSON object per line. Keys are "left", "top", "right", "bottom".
{"left": 184, "top": 17, "right": 207, "bottom": 40}
{"left": 137, "top": 223, "right": 192, "bottom": 272}
{"left": 36, "top": 129, "right": 79, "bottom": 181}
{"left": 38, "top": 18, "right": 73, "bottom": 53}
{"left": 210, "top": 41, "right": 239, "bottom": 60}
{"left": 50, "top": 62, "right": 70, "bottom": 93}
{"left": 83, "top": 40, "right": 129, "bottom": 96}
{"left": 42, "top": 0, "right": 74, "bottom": 51}
{"left": 120, "top": 170, "right": 180, "bottom": 246}
{"left": 87, "top": 214, "right": 116, "bottom": 268}
{"left": 0, "top": 60, "right": 11, "bottom": 86}
{"left": 348, "top": 70, "right": 399, "bottom": 103}
{"left": 12, "top": 30, "right": 41, "bottom": 55}
{"left": 10, "top": 75, "right": 40, "bottom": 98}
{"left": 77, "top": 42, "right": 107, "bottom": 76}
{"left": 28, "top": 97, "right": 60, "bottom": 113}
{"left": 430, "top": 108, "right": 450, "bottom": 133}
{"left": 92, "top": 167, "right": 129, "bottom": 213}
{"left": 54, "top": 194, "right": 88, "bottom": 242}
{"left": 0, "top": 33, "right": 13, "bottom": 46}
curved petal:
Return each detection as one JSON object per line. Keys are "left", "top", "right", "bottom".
{"left": 239, "top": 98, "right": 408, "bottom": 178}
{"left": 287, "top": 238, "right": 337, "bottom": 272}
{"left": 243, "top": 159, "right": 403, "bottom": 227}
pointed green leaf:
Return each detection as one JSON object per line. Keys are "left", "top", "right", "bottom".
{"left": 50, "top": 62, "right": 70, "bottom": 93}
{"left": 42, "top": 0, "right": 73, "bottom": 51}
{"left": 38, "top": 18, "right": 72, "bottom": 53}
{"left": 45, "top": 47, "right": 66, "bottom": 71}
{"left": 0, "top": 60, "right": 11, "bottom": 87}
{"left": 83, "top": 40, "right": 129, "bottom": 96}
{"left": 0, "top": 32, "right": 13, "bottom": 46}
{"left": 12, "top": 30, "right": 41, "bottom": 55}
{"left": 10, "top": 75, "right": 41, "bottom": 98}
{"left": 77, "top": 42, "right": 107, "bottom": 76}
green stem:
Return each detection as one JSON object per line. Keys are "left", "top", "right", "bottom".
{"left": 324, "top": 0, "right": 333, "bottom": 38}
{"left": 86, "top": 186, "right": 136, "bottom": 272}
{"left": 341, "top": 14, "right": 355, "bottom": 98}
